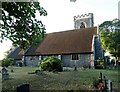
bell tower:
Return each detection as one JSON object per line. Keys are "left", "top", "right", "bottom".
{"left": 74, "top": 13, "right": 94, "bottom": 29}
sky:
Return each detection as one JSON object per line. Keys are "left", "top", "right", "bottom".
{"left": 0, "top": 0, "right": 119, "bottom": 60}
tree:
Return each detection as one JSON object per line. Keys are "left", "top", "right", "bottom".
{"left": 0, "top": 58, "right": 15, "bottom": 67}
{"left": 0, "top": 1, "right": 47, "bottom": 49}
{"left": 99, "top": 19, "right": 120, "bottom": 62}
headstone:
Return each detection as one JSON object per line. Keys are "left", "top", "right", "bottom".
{"left": 18, "top": 62, "right": 22, "bottom": 67}
{"left": 35, "top": 70, "right": 41, "bottom": 74}
{"left": 74, "top": 66, "right": 77, "bottom": 71}
{"left": 74, "top": 61, "right": 77, "bottom": 71}
{"left": 2, "top": 67, "right": 9, "bottom": 80}
{"left": 99, "top": 72, "right": 102, "bottom": 83}
{"left": 104, "top": 75, "right": 107, "bottom": 92}
{"left": 108, "top": 80, "right": 112, "bottom": 92}
{"left": 17, "top": 84, "right": 29, "bottom": 92}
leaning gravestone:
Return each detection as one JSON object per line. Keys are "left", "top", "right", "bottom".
{"left": 35, "top": 69, "right": 41, "bottom": 74}
{"left": 17, "top": 84, "right": 29, "bottom": 92}
{"left": 2, "top": 67, "right": 9, "bottom": 80}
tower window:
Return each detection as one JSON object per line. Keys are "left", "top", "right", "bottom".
{"left": 80, "top": 22, "right": 85, "bottom": 28}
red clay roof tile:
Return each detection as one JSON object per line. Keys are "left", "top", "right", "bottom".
{"left": 33, "top": 27, "right": 97, "bottom": 55}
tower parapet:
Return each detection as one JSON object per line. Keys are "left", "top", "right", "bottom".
{"left": 74, "top": 13, "right": 94, "bottom": 29}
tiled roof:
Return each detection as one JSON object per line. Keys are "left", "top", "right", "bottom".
{"left": 24, "top": 44, "right": 40, "bottom": 56}
{"left": 8, "top": 47, "right": 24, "bottom": 60}
{"left": 25, "top": 27, "right": 97, "bottom": 55}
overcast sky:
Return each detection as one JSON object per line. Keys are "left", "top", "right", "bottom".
{"left": 0, "top": 0, "right": 119, "bottom": 60}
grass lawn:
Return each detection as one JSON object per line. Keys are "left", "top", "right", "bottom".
{"left": 1, "top": 66, "right": 120, "bottom": 91}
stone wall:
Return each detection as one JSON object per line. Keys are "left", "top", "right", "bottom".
{"left": 24, "top": 56, "right": 40, "bottom": 66}
{"left": 25, "top": 54, "right": 94, "bottom": 67}
{"left": 62, "top": 54, "right": 93, "bottom": 68}
{"left": 62, "top": 55, "right": 71, "bottom": 67}
{"left": 74, "top": 13, "right": 94, "bottom": 29}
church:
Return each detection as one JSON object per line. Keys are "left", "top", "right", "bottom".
{"left": 8, "top": 13, "right": 103, "bottom": 68}
{"left": 23, "top": 13, "right": 103, "bottom": 68}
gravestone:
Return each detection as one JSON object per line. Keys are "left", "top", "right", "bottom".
{"left": 74, "top": 66, "right": 77, "bottom": 71}
{"left": 74, "top": 61, "right": 77, "bottom": 71}
{"left": 2, "top": 67, "right": 9, "bottom": 80}
{"left": 35, "top": 70, "right": 41, "bottom": 74}
{"left": 108, "top": 80, "right": 112, "bottom": 92}
{"left": 17, "top": 84, "right": 29, "bottom": 92}
{"left": 104, "top": 75, "right": 107, "bottom": 92}
{"left": 18, "top": 62, "right": 22, "bottom": 67}
{"left": 99, "top": 72, "right": 102, "bottom": 83}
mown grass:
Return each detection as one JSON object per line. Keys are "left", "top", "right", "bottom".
{"left": 1, "top": 66, "right": 120, "bottom": 92}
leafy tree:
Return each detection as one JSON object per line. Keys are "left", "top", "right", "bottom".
{"left": 4, "top": 46, "right": 16, "bottom": 57}
{"left": 0, "top": 58, "right": 15, "bottom": 67}
{"left": 0, "top": 1, "right": 47, "bottom": 49}
{"left": 99, "top": 19, "right": 120, "bottom": 61}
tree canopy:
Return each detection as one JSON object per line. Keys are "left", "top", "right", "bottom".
{"left": 0, "top": 1, "right": 47, "bottom": 49}
{"left": 99, "top": 19, "right": 120, "bottom": 59}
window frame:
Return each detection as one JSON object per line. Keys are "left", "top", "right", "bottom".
{"left": 80, "top": 22, "right": 86, "bottom": 28}
{"left": 71, "top": 54, "right": 79, "bottom": 60}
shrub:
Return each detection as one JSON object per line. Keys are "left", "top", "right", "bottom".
{"left": 97, "top": 59, "right": 104, "bottom": 65}
{"left": 0, "top": 58, "right": 15, "bottom": 67}
{"left": 93, "top": 77, "right": 99, "bottom": 88}
{"left": 40, "top": 56, "right": 63, "bottom": 72}
{"left": 95, "top": 65, "right": 104, "bottom": 69}
{"left": 95, "top": 59, "right": 104, "bottom": 69}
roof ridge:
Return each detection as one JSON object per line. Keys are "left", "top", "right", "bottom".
{"left": 47, "top": 26, "right": 97, "bottom": 34}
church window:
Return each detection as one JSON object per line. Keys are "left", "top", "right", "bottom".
{"left": 72, "top": 54, "right": 79, "bottom": 60}
{"left": 80, "top": 22, "right": 85, "bottom": 28}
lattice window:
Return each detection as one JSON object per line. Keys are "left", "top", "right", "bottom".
{"left": 72, "top": 54, "right": 79, "bottom": 60}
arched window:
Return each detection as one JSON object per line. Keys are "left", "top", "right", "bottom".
{"left": 80, "top": 22, "right": 85, "bottom": 28}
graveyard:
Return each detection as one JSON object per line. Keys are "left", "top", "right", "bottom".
{"left": 0, "top": 1, "right": 120, "bottom": 92}
{"left": 1, "top": 66, "right": 120, "bottom": 91}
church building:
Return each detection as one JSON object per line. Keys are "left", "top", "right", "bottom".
{"left": 23, "top": 13, "right": 103, "bottom": 68}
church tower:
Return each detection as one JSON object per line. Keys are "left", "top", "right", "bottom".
{"left": 74, "top": 13, "right": 94, "bottom": 29}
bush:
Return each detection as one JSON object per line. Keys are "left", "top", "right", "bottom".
{"left": 0, "top": 58, "right": 15, "bottom": 67}
{"left": 95, "top": 65, "right": 104, "bottom": 69}
{"left": 97, "top": 59, "right": 104, "bottom": 65}
{"left": 40, "top": 56, "right": 63, "bottom": 72}
{"left": 93, "top": 77, "right": 100, "bottom": 88}
{"left": 95, "top": 59, "right": 104, "bottom": 69}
